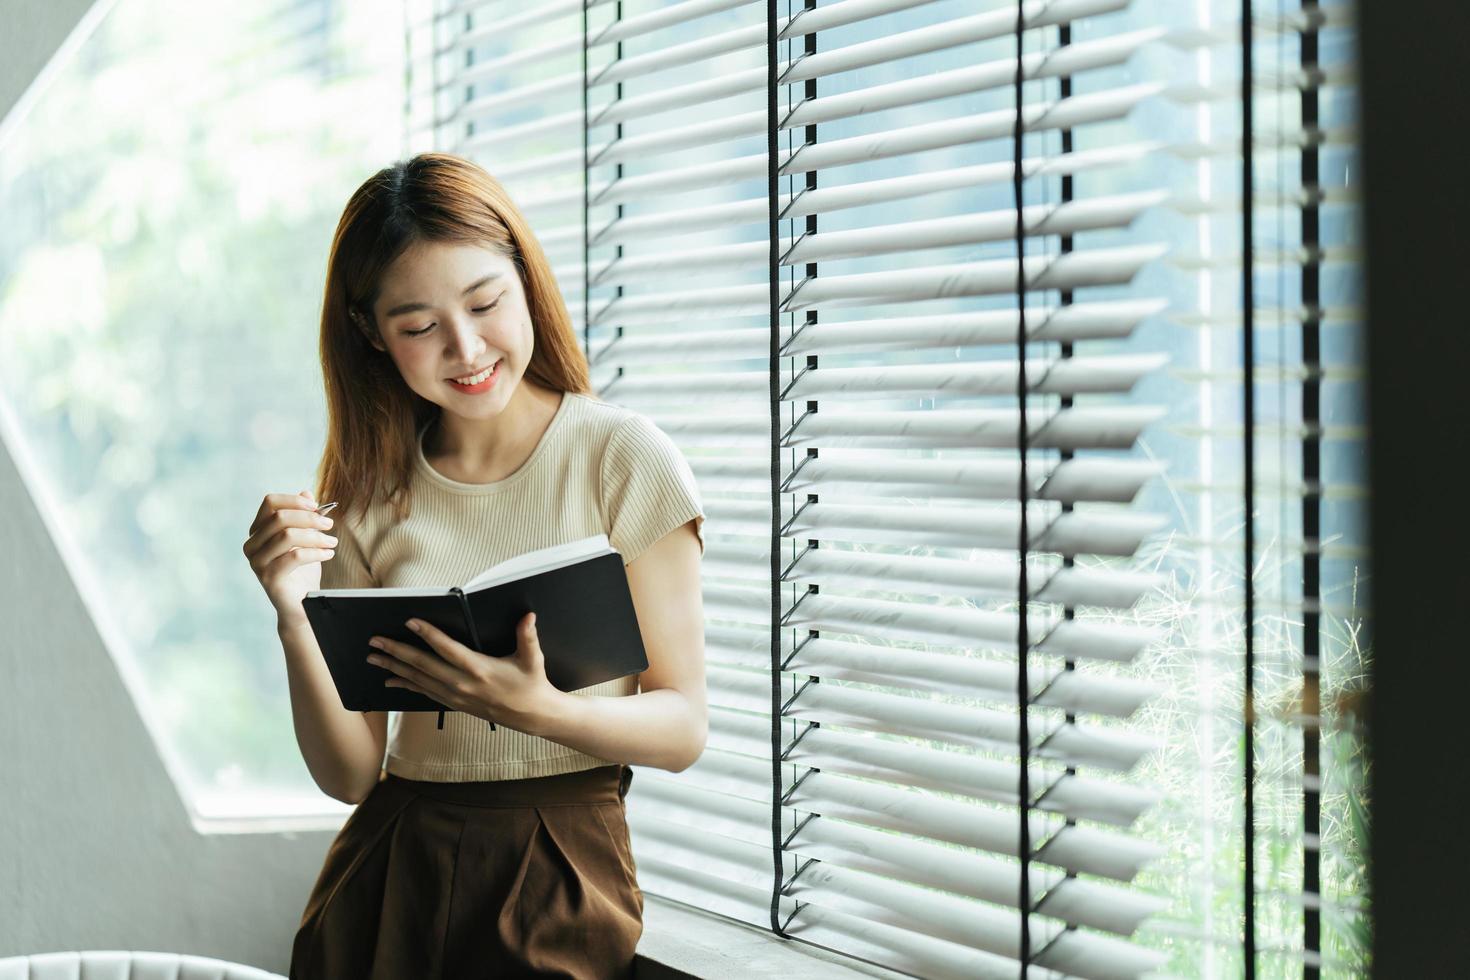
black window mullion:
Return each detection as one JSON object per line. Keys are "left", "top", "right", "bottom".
{"left": 1299, "top": 1, "right": 1322, "bottom": 975}
{"left": 1242, "top": 0, "right": 1258, "bottom": 976}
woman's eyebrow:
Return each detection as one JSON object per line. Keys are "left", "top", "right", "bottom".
{"left": 383, "top": 272, "right": 503, "bottom": 317}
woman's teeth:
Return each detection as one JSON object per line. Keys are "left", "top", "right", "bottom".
{"left": 451, "top": 363, "right": 497, "bottom": 385}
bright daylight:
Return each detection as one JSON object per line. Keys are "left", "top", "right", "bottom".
{"left": 0, "top": 0, "right": 1448, "bottom": 978}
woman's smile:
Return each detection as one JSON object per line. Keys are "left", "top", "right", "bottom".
{"left": 447, "top": 359, "right": 502, "bottom": 393}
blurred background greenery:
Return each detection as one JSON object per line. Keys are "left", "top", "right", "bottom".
{"left": 0, "top": 0, "right": 403, "bottom": 803}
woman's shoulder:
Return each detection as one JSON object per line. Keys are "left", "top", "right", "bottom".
{"left": 563, "top": 391, "right": 658, "bottom": 446}
{"left": 563, "top": 392, "right": 691, "bottom": 483}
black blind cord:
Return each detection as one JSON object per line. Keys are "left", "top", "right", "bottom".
{"left": 1013, "top": 1, "right": 1033, "bottom": 971}
{"left": 766, "top": 0, "right": 787, "bottom": 939}
{"left": 1242, "top": 0, "right": 1257, "bottom": 975}
{"left": 581, "top": 0, "right": 591, "bottom": 364}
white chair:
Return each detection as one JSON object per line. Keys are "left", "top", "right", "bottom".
{"left": 0, "top": 951, "right": 284, "bottom": 980}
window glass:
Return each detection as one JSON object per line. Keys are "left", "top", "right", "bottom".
{"left": 0, "top": 0, "right": 404, "bottom": 811}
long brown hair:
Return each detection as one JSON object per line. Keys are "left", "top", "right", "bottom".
{"left": 314, "top": 153, "right": 591, "bottom": 525}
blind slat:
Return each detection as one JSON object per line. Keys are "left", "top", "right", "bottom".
{"left": 647, "top": 405, "right": 1165, "bottom": 451}
{"left": 703, "top": 545, "right": 1159, "bottom": 608}
{"left": 607, "top": 353, "right": 1165, "bottom": 402}
{"left": 702, "top": 707, "right": 1161, "bottom": 822}
{"left": 585, "top": 300, "right": 1165, "bottom": 363}
{"left": 630, "top": 807, "right": 1165, "bottom": 977}
{"left": 639, "top": 756, "right": 1163, "bottom": 880}
{"left": 567, "top": 192, "right": 1165, "bottom": 284}
{"left": 552, "top": 27, "right": 1158, "bottom": 162}
{"left": 589, "top": 243, "right": 1165, "bottom": 321}
{"left": 489, "top": 83, "right": 1157, "bottom": 186}
{"left": 630, "top": 782, "right": 1160, "bottom": 930}
{"left": 691, "top": 455, "right": 1162, "bottom": 505}
{"left": 705, "top": 667, "right": 1157, "bottom": 770}
{"left": 703, "top": 588, "right": 1158, "bottom": 660}
{"left": 699, "top": 503, "right": 1162, "bottom": 555}
{"left": 706, "top": 631, "right": 1161, "bottom": 720}
{"left": 470, "top": 0, "right": 1128, "bottom": 139}
{"left": 527, "top": 142, "right": 1157, "bottom": 247}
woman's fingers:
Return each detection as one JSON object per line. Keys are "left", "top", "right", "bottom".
{"left": 246, "top": 525, "right": 338, "bottom": 570}
{"left": 244, "top": 508, "right": 335, "bottom": 562}
{"left": 368, "top": 643, "right": 455, "bottom": 704}
{"left": 246, "top": 492, "right": 338, "bottom": 621}
{"left": 248, "top": 492, "right": 321, "bottom": 537}
{"left": 384, "top": 678, "right": 432, "bottom": 699}
{"left": 261, "top": 546, "right": 336, "bottom": 578}
{"left": 250, "top": 524, "right": 337, "bottom": 558}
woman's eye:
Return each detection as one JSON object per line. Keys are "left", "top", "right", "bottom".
{"left": 403, "top": 297, "right": 499, "bottom": 336}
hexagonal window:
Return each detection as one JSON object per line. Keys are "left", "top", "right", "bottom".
{"left": 0, "top": 0, "right": 405, "bottom": 814}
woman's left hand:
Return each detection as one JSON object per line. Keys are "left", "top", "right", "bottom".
{"left": 366, "top": 612, "right": 563, "bottom": 734}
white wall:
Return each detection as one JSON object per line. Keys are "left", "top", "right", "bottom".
{"left": 0, "top": 0, "right": 99, "bottom": 136}
{"left": 0, "top": 413, "right": 337, "bottom": 970}
{"left": 0, "top": 3, "right": 337, "bottom": 970}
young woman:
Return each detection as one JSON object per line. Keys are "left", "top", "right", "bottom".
{"left": 242, "top": 152, "right": 707, "bottom": 979}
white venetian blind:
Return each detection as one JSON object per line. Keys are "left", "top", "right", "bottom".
{"left": 401, "top": 0, "right": 1275, "bottom": 976}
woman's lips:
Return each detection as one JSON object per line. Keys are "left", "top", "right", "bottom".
{"left": 447, "top": 360, "right": 501, "bottom": 394}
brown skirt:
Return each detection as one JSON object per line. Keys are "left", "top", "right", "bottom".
{"left": 289, "top": 765, "right": 643, "bottom": 980}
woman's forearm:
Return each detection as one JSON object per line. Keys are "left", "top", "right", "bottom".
{"left": 278, "top": 616, "right": 385, "bottom": 803}
{"left": 524, "top": 686, "right": 707, "bottom": 772}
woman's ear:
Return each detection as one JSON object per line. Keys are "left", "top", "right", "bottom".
{"left": 350, "top": 306, "right": 388, "bottom": 352}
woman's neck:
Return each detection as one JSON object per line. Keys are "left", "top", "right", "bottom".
{"left": 424, "top": 382, "right": 563, "bottom": 484}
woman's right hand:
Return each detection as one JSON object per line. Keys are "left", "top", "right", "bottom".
{"left": 244, "top": 489, "right": 339, "bottom": 628}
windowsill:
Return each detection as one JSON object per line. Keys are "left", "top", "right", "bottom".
{"left": 186, "top": 790, "right": 353, "bottom": 836}
{"left": 635, "top": 894, "right": 907, "bottom": 980}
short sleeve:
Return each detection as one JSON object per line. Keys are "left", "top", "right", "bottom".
{"left": 600, "top": 414, "right": 707, "bottom": 565}
{"left": 318, "top": 517, "right": 377, "bottom": 590}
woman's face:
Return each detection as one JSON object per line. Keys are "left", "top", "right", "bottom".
{"left": 367, "top": 239, "right": 532, "bottom": 420}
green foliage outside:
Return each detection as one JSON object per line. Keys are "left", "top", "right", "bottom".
{"left": 0, "top": 0, "right": 404, "bottom": 797}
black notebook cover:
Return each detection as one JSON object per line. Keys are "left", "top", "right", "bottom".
{"left": 301, "top": 543, "right": 647, "bottom": 714}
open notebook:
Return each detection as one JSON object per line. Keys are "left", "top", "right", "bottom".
{"left": 301, "top": 534, "right": 647, "bottom": 731}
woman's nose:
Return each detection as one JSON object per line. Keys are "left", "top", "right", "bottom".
{"left": 445, "top": 316, "right": 486, "bottom": 361}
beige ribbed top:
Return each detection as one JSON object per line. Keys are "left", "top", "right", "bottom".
{"left": 318, "top": 390, "right": 706, "bottom": 781}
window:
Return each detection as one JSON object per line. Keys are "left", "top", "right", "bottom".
{"left": 415, "top": 0, "right": 1367, "bottom": 975}
{"left": 0, "top": 0, "right": 1367, "bottom": 970}
{"left": 0, "top": 0, "right": 405, "bottom": 813}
